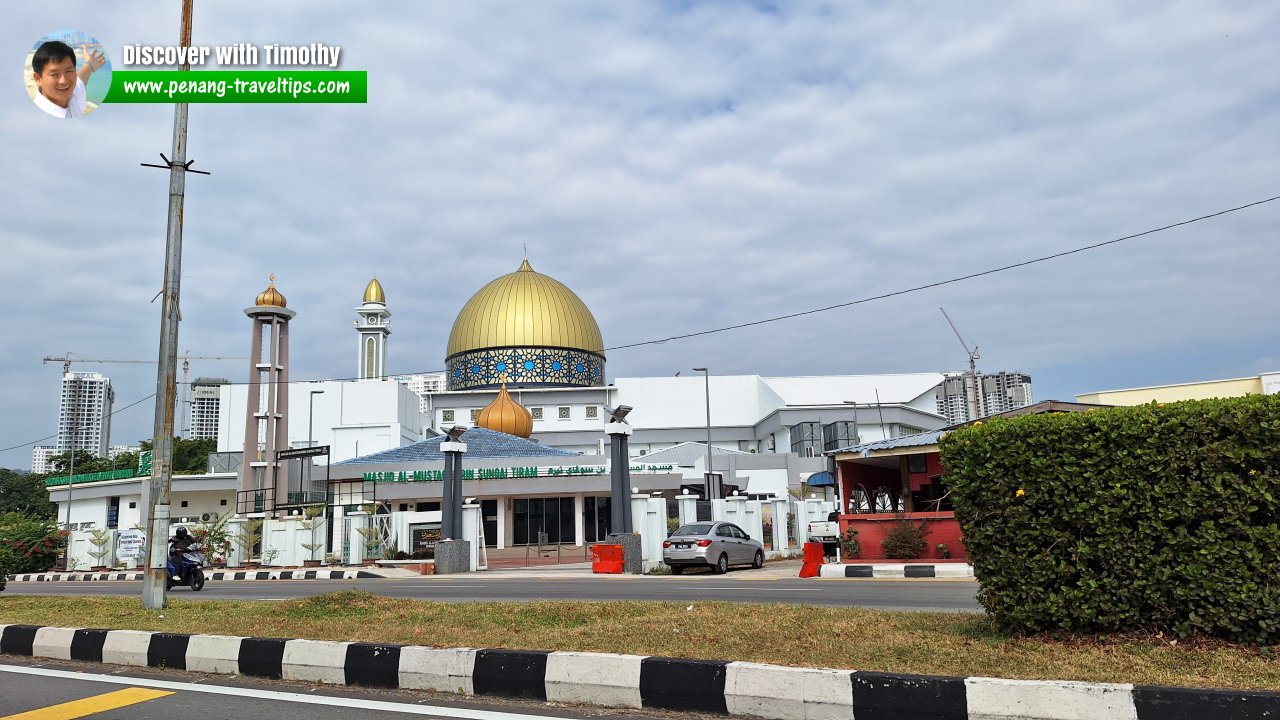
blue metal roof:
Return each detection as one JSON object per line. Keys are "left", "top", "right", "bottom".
{"left": 806, "top": 471, "right": 836, "bottom": 486}
{"left": 826, "top": 429, "right": 945, "bottom": 456}
{"left": 336, "top": 427, "right": 580, "bottom": 465}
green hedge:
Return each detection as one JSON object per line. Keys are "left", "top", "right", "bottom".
{"left": 940, "top": 394, "right": 1280, "bottom": 643}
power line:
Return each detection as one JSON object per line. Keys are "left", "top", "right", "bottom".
{"left": 0, "top": 393, "right": 157, "bottom": 454}
{"left": 4, "top": 194, "right": 1276, "bottom": 454}
{"left": 606, "top": 194, "right": 1280, "bottom": 351}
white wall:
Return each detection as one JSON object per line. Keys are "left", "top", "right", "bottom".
{"left": 614, "top": 376, "right": 776, "bottom": 430}
{"left": 219, "top": 379, "right": 425, "bottom": 462}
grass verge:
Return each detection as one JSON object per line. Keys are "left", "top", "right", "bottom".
{"left": 1, "top": 592, "right": 1277, "bottom": 690}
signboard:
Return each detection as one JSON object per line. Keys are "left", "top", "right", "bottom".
{"left": 409, "top": 523, "right": 441, "bottom": 554}
{"left": 363, "top": 464, "right": 675, "bottom": 483}
{"left": 117, "top": 529, "right": 146, "bottom": 559}
{"left": 138, "top": 451, "right": 152, "bottom": 475}
{"left": 277, "top": 445, "right": 331, "bottom": 460}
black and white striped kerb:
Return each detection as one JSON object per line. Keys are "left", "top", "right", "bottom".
{"left": 473, "top": 649, "right": 549, "bottom": 699}
{"left": 640, "top": 656, "right": 728, "bottom": 713}
{"left": 816, "top": 564, "right": 975, "bottom": 579}
{"left": 238, "top": 637, "right": 286, "bottom": 679}
{"left": 4, "top": 570, "right": 382, "bottom": 583}
{"left": 3, "top": 624, "right": 1279, "bottom": 720}
{"left": 853, "top": 672, "right": 967, "bottom": 720}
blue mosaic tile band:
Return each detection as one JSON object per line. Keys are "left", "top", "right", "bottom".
{"left": 446, "top": 347, "right": 605, "bottom": 390}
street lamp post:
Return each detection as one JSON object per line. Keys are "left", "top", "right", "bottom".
{"left": 308, "top": 390, "right": 325, "bottom": 449}
{"left": 307, "top": 389, "right": 324, "bottom": 502}
{"left": 62, "top": 420, "right": 77, "bottom": 570}
{"left": 841, "top": 401, "right": 863, "bottom": 446}
{"left": 692, "top": 368, "right": 716, "bottom": 500}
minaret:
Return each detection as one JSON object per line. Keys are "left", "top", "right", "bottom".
{"left": 356, "top": 277, "right": 391, "bottom": 379}
{"left": 239, "top": 275, "right": 294, "bottom": 515}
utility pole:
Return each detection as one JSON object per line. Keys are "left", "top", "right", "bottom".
{"left": 142, "top": 0, "right": 203, "bottom": 610}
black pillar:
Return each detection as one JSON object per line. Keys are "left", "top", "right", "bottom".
{"left": 607, "top": 424, "right": 633, "bottom": 534}
{"left": 441, "top": 441, "right": 466, "bottom": 540}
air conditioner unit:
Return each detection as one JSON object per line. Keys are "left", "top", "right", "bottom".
{"left": 201, "top": 513, "right": 211, "bottom": 522}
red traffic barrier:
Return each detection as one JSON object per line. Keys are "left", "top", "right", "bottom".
{"left": 799, "top": 541, "right": 824, "bottom": 578}
{"left": 591, "top": 544, "right": 624, "bottom": 574}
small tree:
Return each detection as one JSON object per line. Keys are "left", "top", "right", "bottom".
{"left": 355, "top": 525, "right": 378, "bottom": 558}
{"left": 299, "top": 505, "right": 326, "bottom": 563}
{"left": 86, "top": 528, "right": 113, "bottom": 568}
{"left": 233, "top": 519, "right": 263, "bottom": 564}
{"left": 192, "top": 515, "right": 233, "bottom": 565}
{"left": 881, "top": 514, "right": 930, "bottom": 559}
{"left": 842, "top": 526, "right": 861, "bottom": 559}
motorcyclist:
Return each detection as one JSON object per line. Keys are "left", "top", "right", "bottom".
{"left": 168, "top": 526, "right": 195, "bottom": 580}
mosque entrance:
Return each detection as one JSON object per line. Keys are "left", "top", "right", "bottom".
{"left": 583, "top": 496, "right": 612, "bottom": 544}
{"left": 513, "top": 497, "right": 577, "bottom": 546}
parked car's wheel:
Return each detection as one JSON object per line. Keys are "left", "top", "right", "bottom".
{"left": 752, "top": 550, "right": 764, "bottom": 569}
{"left": 670, "top": 565, "right": 684, "bottom": 575}
{"left": 714, "top": 553, "right": 729, "bottom": 574}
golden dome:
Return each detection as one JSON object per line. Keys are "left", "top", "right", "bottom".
{"left": 363, "top": 277, "right": 385, "bottom": 304}
{"left": 446, "top": 259, "right": 604, "bottom": 358}
{"left": 255, "top": 275, "right": 287, "bottom": 308}
{"left": 475, "top": 384, "right": 533, "bottom": 438}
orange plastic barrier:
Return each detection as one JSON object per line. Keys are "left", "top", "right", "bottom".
{"left": 591, "top": 544, "right": 624, "bottom": 574}
{"left": 799, "top": 541, "right": 824, "bottom": 578}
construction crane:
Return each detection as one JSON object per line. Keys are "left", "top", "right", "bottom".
{"left": 42, "top": 353, "right": 153, "bottom": 375}
{"left": 939, "top": 308, "right": 984, "bottom": 421}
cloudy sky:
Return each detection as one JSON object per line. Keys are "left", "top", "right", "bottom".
{"left": 3, "top": 2, "right": 1277, "bottom": 469}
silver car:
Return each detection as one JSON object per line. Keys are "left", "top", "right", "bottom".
{"left": 662, "top": 521, "right": 764, "bottom": 574}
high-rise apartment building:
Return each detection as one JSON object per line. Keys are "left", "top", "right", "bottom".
{"left": 394, "top": 372, "right": 447, "bottom": 413}
{"left": 935, "top": 370, "right": 1033, "bottom": 424}
{"left": 57, "top": 372, "right": 114, "bottom": 457}
{"left": 30, "top": 445, "right": 57, "bottom": 474}
{"left": 188, "top": 378, "right": 228, "bottom": 440}
{"left": 980, "top": 372, "right": 1034, "bottom": 416}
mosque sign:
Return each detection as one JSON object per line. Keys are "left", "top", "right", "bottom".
{"left": 363, "top": 464, "right": 675, "bottom": 483}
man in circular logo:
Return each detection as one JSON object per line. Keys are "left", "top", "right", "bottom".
{"left": 30, "top": 39, "right": 106, "bottom": 118}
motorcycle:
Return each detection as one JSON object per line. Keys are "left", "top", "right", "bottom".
{"left": 166, "top": 544, "right": 206, "bottom": 591}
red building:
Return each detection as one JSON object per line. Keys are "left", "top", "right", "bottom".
{"left": 828, "top": 401, "right": 1104, "bottom": 562}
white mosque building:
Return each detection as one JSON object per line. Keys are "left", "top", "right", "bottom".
{"left": 49, "top": 263, "right": 955, "bottom": 556}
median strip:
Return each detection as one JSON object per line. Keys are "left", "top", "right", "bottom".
{"left": 2, "top": 623, "right": 1276, "bottom": 720}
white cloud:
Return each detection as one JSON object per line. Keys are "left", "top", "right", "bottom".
{"left": 1, "top": 1, "right": 1277, "bottom": 467}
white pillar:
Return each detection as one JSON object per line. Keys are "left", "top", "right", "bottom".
{"left": 496, "top": 498, "right": 508, "bottom": 550}
{"left": 630, "top": 492, "right": 648, "bottom": 540}
{"left": 329, "top": 504, "right": 345, "bottom": 561}
{"left": 629, "top": 495, "right": 666, "bottom": 572}
{"left": 347, "top": 512, "right": 368, "bottom": 562}
{"left": 676, "top": 493, "right": 698, "bottom": 526}
{"left": 462, "top": 501, "right": 481, "bottom": 572}
{"left": 769, "top": 498, "right": 789, "bottom": 554}
{"left": 573, "top": 493, "right": 585, "bottom": 547}
{"left": 724, "top": 495, "right": 747, "bottom": 528}
{"left": 739, "top": 499, "right": 763, "bottom": 546}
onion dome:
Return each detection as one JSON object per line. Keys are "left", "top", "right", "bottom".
{"left": 255, "top": 275, "right": 287, "bottom": 308}
{"left": 363, "top": 277, "right": 385, "bottom": 304}
{"left": 475, "top": 384, "right": 533, "bottom": 438}
{"left": 445, "top": 259, "right": 605, "bottom": 390}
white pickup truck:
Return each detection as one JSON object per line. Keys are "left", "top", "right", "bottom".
{"left": 806, "top": 511, "right": 840, "bottom": 543}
